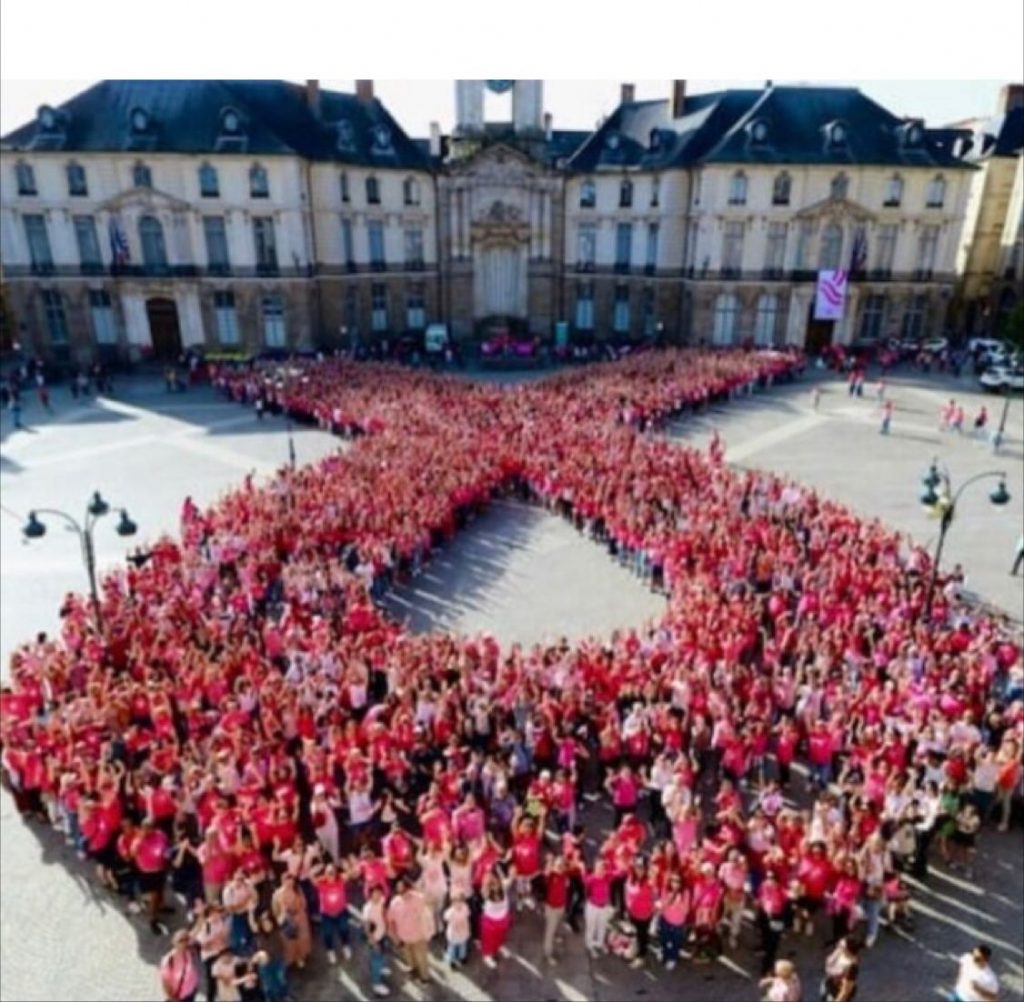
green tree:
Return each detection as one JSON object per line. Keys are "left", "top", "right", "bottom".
{"left": 1001, "top": 300, "right": 1024, "bottom": 352}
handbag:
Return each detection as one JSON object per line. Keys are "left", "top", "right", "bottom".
{"left": 280, "top": 911, "right": 299, "bottom": 940}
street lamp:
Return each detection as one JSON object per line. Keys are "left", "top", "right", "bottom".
{"left": 917, "top": 460, "right": 1011, "bottom": 621}
{"left": 21, "top": 491, "right": 138, "bottom": 633}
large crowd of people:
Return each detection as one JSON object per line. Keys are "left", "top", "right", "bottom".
{"left": 1, "top": 347, "right": 1020, "bottom": 1002}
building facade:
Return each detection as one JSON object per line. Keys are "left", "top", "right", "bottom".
{"left": 0, "top": 78, "right": 990, "bottom": 364}
{"left": 950, "top": 84, "right": 1024, "bottom": 338}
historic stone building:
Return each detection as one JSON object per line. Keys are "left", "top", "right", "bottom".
{"left": 950, "top": 84, "right": 1024, "bottom": 338}
{"left": 0, "top": 78, "right": 994, "bottom": 364}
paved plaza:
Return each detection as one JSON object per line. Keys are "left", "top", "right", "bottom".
{"left": 0, "top": 365, "right": 1022, "bottom": 1002}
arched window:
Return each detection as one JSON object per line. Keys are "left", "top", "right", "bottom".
{"left": 830, "top": 172, "right": 849, "bottom": 200}
{"left": 619, "top": 178, "right": 633, "bottom": 208}
{"left": 366, "top": 175, "right": 380, "bottom": 205}
{"left": 249, "top": 163, "right": 269, "bottom": 198}
{"left": 403, "top": 177, "right": 420, "bottom": 206}
{"left": 926, "top": 175, "right": 946, "bottom": 209}
{"left": 579, "top": 179, "right": 596, "bottom": 209}
{"left": 198, "top": 163, "right": 219, "bottom": 198}
{"left": 132, "top": 161, "right": 152, "bottom": 188}
{"left": 16, "top": 160, "right": 37, "bottom": 195}
{"left": 713, "top": 292, "right": 740, "bottom": 345}
{"left": 772, "top": 172, "right": 791, "bottom": 206}
{"left": 339, "top": 171, "right": 350, "bottom": 203}
{"left": 66, "top": 161, "right": 88, "bottom": 197}
{"left": 138, "top": 215, "right": 168, "bottom": 271}
{"left": 884, "top": 174, "right": 903, "bottom": 207}
{"left": 754, "top": 294, "right": 779, "bottom": 346}
{"left": 819, "top": 222, "right": 843, "bottom": 270}
{"left": 728, "top": 171, "right": 747, "bottom": 206}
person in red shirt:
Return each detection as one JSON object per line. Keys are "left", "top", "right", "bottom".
{"left": 583, "top": 858, "right": 613, "bottom": 956}
{"left": 312, "top": 860, "right": 355, "bottom": 964}
{"left": 541, "top": 854, "right": 570, "bottom": 963}
{"left": 133, "top": 817, "right": 172, "bottom": 935}
{"left": 795, "top": 841, "right": 835, "bottom": 936}
{"left": 756, "top": 870, "right": 788, "bottom": 975}
{"left": 624, "top": 857, "right": 656, "bottom": 967}
{"left": 509, "top": 813, "right": 543, "bottom": 911}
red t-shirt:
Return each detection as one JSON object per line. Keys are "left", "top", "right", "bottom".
{"left": 135, "top": 829, "right": 170, "bottom": 874}
{"left": 546, "top": 871, "right": 569, "bottom": 909}
{"left": 316, "top": 877, "right": 348, "bottom": 917}
{"left": 625, "top": 879, "right": 656, "bottom": 920}
{"left": 584, "top": 873, "right": 611, "bottom": 907}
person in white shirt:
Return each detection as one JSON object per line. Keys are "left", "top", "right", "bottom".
{"left": 952, "top": 945, "right": 999, "bottom": 1001}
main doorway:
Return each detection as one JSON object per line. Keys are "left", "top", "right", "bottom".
{"left": 805, "top": 302, "right": 834, "bottom": 355}
{"left": 145, "top": 297, "right": 182, "bottom": 360}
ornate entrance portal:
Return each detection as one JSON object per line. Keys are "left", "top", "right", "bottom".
{"left": 473, "top": 200, "right": 529, "bottom": 319}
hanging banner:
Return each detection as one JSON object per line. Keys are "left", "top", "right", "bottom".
{"left": 814, "top": 269, "right": 848, "bottom": 321}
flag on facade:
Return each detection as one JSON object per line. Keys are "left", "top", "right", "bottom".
{"left": 108, "top": 216, "right": 131, "bottom": 266}
{"left": 814, "top": 269, "right": 849, "bottom": 320}
{"left": 849, "top": 226, "right": 868, "bottom": 273}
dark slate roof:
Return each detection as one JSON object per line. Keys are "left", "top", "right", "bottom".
{"left": 566, "top": 85, "right": 972, "bottom": 172}
{"left": 956, "top": 107, "right": 1024, "bottom": 161}
{"left": 0, "top": 80, "right": 430, "bottom": 169}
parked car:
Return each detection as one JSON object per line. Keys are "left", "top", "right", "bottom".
{"left": 968, "top": 337, "right": 1004, "bottom": 355}
{"left": 979, "top": 365, "right": 1024, "bottom": 392}
{"left": 920, "top": 336, "right": 949, "bottom": 355}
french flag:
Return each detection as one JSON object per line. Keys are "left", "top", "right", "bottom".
{"left": 108, "top": 216, "right": 130, "bottom": 266}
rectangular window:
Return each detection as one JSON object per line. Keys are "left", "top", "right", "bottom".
{"left": 876, "top": 224, "right": 898, "bottom": 274}
{"left": 615, "top": 222, "right": 632, "bottom": 270}
{"left": 901, "top": 294, "right": 927, "bottom": 339}
{"left": 765, "top": 222, "right": 787, "bottom": 274}
{"left": 642, "top": 286, "right": 656, "bottom": 337}
{"left": 252, "top": 217, "right": 277, "bottom": 274}
{"left": 42, "top": 289, "right": 68, "bottom": 344}
{"left": 575, "top": 283, "right": 594, "bottom": 330}
{"left": 722, "top": 221, "right": 745, "bottom": 275}
{"left": 686, "top": 220, "right": 700, "bottom": 269}
{"left": 754, "top": 294, "right": 778, "bottom": 346}
{"left": 613, "top": 284, "right": 630, "bottom": 333}
{"left": 371, "top": 283, "right": 388, "bottom": 332}
{"left": 406, "top": 283, "right": 426, "bottom": 329}
{"left": 203, "top": 216, "right": 231, "bottom": 273}
{"left": 645, "top": 223, "right": 659, "bottom": 271}
{"left": 67, "top": 164, "right": 88, "bottom": 197}
{"left": 859, "top": 294, "right": 886, "bottom": 340}
{"left": 16, "top": 162, "right": 37, "bottom": 196}
{"left": 24, "top": 214, "right": 53, "bottom": 273}
{"left": 341, "top": 218, "right": 355, "bottom": 267}
{"left": 261, "top": 293, "right": 286, "bottom": 347}
{"left": 577, "top": 223, "right": 597, "bottom": 268}
{"left": 404, "top": 227, "right": 424, "bottom": 269}
{"left": 692, "top": 172, "right": 702, "bottom": 206}
{"left": 73, "top": 216, "right": 103, "bottom": 272}
{"left": 368, "top": 220, "right": 386, "bottom": 270}
{"left": 794, "top": 221, "right": 814, "bottom": 271}
{"left": 650, "top": 176, "right": 660, "bottom": 208}
{"left": 917, "top": 225, "right": 939, "bottom": 274}
{"left": 713, "top": 294, "right": 739, "bottom": 345}
{"left": 89, "top": 289, "right": 117, "bottom": 344}
{"left": 214, "top": 290, "right": 240, "bottom": 345}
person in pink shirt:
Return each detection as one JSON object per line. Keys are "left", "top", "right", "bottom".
{"left": 583, "top": 858, "right": 613, "bottom": 957}
{"left": 656, "top": 872, "right": 691, "bottom": 970}
{"left": 624, "top": 857, "right": 656, "bottom": 968}
{"left": 159, "top": 930, "right": 201, "bottom": 1002}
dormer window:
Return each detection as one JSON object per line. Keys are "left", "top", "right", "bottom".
{"left": 249, "top": 163, "right": 269, "bottom": 199}
{"left": 579, "top": 179, "right": 596, "bottom": 209}
{"left": 199, "top": 162, "right": 219, "bottom": 198}
{"left": 220, "top": 107, "right": 242, "bottom": 134}
{"left": 132, "top": 161, "right": 152, "bottom": 188}
{"left": 336, "top": 120, "right": 355, "bottom": 153}
{"left": 38, "top": 105, "right": 58, "bottom": 131}
{"left": 403, "top": 177, "right": 421, "bottom": 207}
{"left": 901, "top": 122, "right": 924, "bottom": 147}
{"left": 749, "top": 119, "right": 769, "bottom": 145}
{"left": 619, "top": 178, "right": 633, "bottom": 208}
{"left": 649, "top": 129, "right": 662, "bottom": 152}
{"left": 884, "top": 174, "right": 903, "bottom": 208}
{"left": 371, "top": 124, "right": 392, "bottom": 152}
{"left": 66, "top": 161, "right": 87, "bottom": 197}
{"left": 16, "top": 160, "right": 37, "bottom": 196}
{"left": 605, "top": 132, "right": 621, "bottom": 151}
{"left": 830, "top": 172, "right": 849, "bottom": 200}
{"left": 129, "top": 107, "right": 150, "bottom": 134}
{"left": 825, "top": 120, "right": 848, "bottom": 149}
{"left": 772, "top": 171, "right": 791, "bottom": 206}
{"left": 728, "top": 170, "right": 748, "bottom": 206}
{"left": 926, "top": 174, "right": 946, "bottom": 209}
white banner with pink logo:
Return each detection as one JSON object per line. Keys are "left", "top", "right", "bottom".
{"left": 814, "top": 269, "right": 849, "bottom": 321}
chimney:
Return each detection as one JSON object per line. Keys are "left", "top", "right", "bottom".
{"left": 355, "top": 79, "right": 374, "bottom": 102}
{"left": 998, "top": 83, "right": 1024, "bottom": 114}
{"left": 543, "top": 112, "right": 553, "bottom": 141}
{"left": 765, "top": 79, "right": 773, "bottom": 88}
{"left": 429, "top": 121, "right": 441, "bottom": 158}
{"left": 671, "top": 80, "right": 687, "bottom": 118}
{"left": 621, "top": 82, "right": 635, "bottom": 105}
{"left": 305, "top": 79, "right": 321, "bottom": 117}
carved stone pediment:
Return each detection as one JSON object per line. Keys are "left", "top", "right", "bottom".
{"left": 451, "top": 142, "right": 545, "bottom": 185}
{"left": 99, "top": 186, "right": 192, "bottom": 213}
{"left": 794, "top": 195, "right": 875, "bottom": 224}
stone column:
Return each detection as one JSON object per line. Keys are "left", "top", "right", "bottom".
{"left": 541, "top": 188, "right": 551, "bottom": 260}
